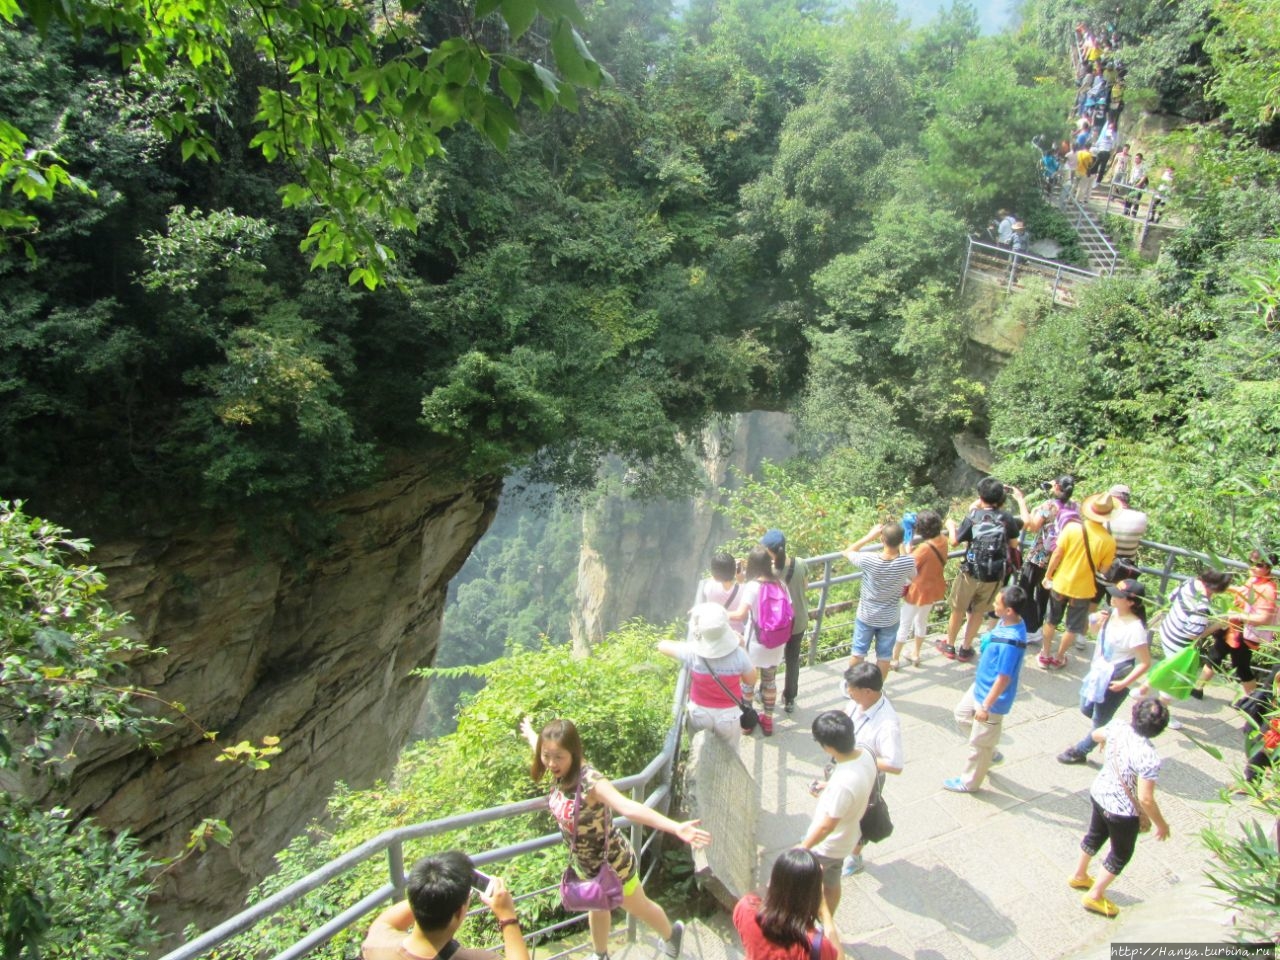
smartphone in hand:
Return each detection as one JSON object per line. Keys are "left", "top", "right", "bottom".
{"left": 472, "top": 869, "right": 496, "bottom": 896}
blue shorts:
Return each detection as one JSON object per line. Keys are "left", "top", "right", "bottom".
{"left": 852, "top": 620, "right": 897, "bottom": 660}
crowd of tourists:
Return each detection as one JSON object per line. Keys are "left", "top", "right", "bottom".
{"left": 1030, "top": 23, "right": 1175, "bottom": 224}
{"left": 361, "top": 476, "right": 1275, "bottom": 960}
{"left": 664, "top": 473, "right": 1276, "bottom": 943}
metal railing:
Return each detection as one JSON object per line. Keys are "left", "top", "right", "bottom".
{"left": 159, "top": 669, "right": 692, "bottom": 960}
{"left": 1053, "top": 189, "right": 1120, "bottom": 274}
{"left": 165, "top": 536, "right": 1247, "bottom": 960}
{"left": 960, "top": 235, "right": 1103, "bottom": 304}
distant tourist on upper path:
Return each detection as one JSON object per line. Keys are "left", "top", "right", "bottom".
{"left": 1041, "top": 492, "right": 1118, "bottom": 670}
{"left": 839, "top": 663, "right": 903, "bottom": 876}
{"left": 1149, "top": 167, "right": 1174, "bottom": 222}
{"left": 1057, "top": 579, "right": 1153, "bottom": 765}
{"left": 843, "top": 521, "right": 917, "bottom": 680}
{"left": 521, "top": 717, "right": 709, "bottom": 960}
{"left": 1192, "top": 549, "right": 1277, "bottom": 702}
{"left": 1017, "top": 475, "right": 1078, "bottom": 645}
{"left": 938, "top": 477, "right": 1027, "bottom": 662}
{"left": 892, "top": 509, "right": 949, "bottom": 669}
{"left": 361, "top": 851, "right": 529, "bottom": 960}
{"left": 761, "top": 528, "right": 810, "bottom": 716}
{"left": 1122, "top": 154, "right": 1148, "bottom": 216}
{"left": 726, "top": 546, "right": 795, "bottom": 737}
{"left": 732, "top": 848, "right": 842, "bottom": 960}
{"left": 1135, "top": 568, "right": 1233, "bottom": 730}
{"left": 1066, "top": 698, "right": 1171, "bottom": 919}
{"left": 660, "top": 603, "right": 756, "bottom": 746}
{"left": 943, "top": 585, "right": 1029, "bottom": 794}
{"left": 798, "top": 710, "right": 877, "bottom": 913}
{"left": 1090, "top": 120, "right": 1117, "bottom": 181}
{"left": 1107, "top": 144, "right": 1131, "bottom": 186}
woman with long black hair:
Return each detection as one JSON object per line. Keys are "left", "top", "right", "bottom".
{"left": 1056, "top": 579, "right": 1153, "bottom": 765}
{"left": 732, "top": 849, "right": 841, "bottom": 960}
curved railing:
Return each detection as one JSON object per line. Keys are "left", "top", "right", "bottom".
{"left": 162, "top": 537, "right": 1244, "bottom": 960}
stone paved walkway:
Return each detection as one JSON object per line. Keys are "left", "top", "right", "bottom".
{"left": 734, "top": 640, "right": 1257, "bottom": 960}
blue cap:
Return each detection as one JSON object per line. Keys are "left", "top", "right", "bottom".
{"left": 760, "top": 529, "right": 786, "bottom": 551}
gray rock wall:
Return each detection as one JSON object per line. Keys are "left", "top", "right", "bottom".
{"left": 24, "top": 460, "right": 501, "bottom": 941}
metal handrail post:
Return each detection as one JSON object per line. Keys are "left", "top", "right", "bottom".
{"left": 387, "top": 841, "right": 405, "bottom": 899}
{"left": 960, "top": 235, "right": 972, "bottom": 296}
{"left": 807, "top": 556, "right": 833, "bottom": 666}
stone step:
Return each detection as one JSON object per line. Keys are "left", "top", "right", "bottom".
{"left": 610, "top": 918, "right": 742, "bottom": 960}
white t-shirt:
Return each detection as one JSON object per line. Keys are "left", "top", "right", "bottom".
{"left": 843, "top": 695, "right": 904, "bottom": 772}
{"left": 1092, "top": 721, "right": 1161, "bottom": 817}
{"left": 811, "top": 750, "right": 878, "bottom": 859}
{"left": 1096, "top": 614, "right": 1149, "bottom": 665}
{"left": 736, "top": 581, "right": 787, "bottom": 669}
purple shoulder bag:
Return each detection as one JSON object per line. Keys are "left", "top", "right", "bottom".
{"left": 558, "top": 773, "right": 625, "bottom": 912}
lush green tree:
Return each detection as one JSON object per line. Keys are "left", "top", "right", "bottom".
{"left": 0, "top": 0, "right": 608, "bottom": 285}
{"left": 1205, "top": 0, "right": 1280, "bottom": 144}
{"left": 919, "top": 41, "right": 1061, "bottom": 224}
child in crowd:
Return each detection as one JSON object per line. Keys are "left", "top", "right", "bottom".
{"left": 843, "top": 522, "right": 917, "bottom": 680}
{"left": 690, "top": 551, "right": 745, "bottom": 641}
{"left": 944, "top": 585, "right": 1029, "bottom": 793}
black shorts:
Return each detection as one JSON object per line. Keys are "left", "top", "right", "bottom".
{"left": 1202, "top": 630, "right": 1255, "bottom": 684}
{"left": 1046, "top": 593, "right": 1090, "bottom": 633}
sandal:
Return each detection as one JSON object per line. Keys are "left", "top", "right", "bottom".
{"left": 1081, "top": 895, "right": 1119, "bottom": 918}
{"left": 889, "top": 659, "right": 901, "bottom": 671}
{"left": 1038, "top": 653, "right": 1053, "bottom": 666}
{"left": 1067, "top": 874, "right": 1094, "bottom": 891}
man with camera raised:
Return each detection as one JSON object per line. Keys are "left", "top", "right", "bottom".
{"left": 362, "top": 851, "right": 529, "bottom": 960}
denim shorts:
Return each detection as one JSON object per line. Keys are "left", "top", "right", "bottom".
{"left": 852, "top": 620, "right": 897, "bottom": 660}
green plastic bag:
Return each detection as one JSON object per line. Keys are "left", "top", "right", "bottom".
{"left": 1147, "top": 643, "right": 1201, "bottom": 700}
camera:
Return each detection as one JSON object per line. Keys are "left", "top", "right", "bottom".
{"left": 472, "top": 869, "right": 495, "bottom": 894}
{"left": 1039, "top": 480, "right": 1054, "bottom": 492}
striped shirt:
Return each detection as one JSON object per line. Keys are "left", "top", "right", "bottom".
{"left": 1107, "top": 507, "right": 1148, "bottom": 559}
{"left": 1157, "top": 579, "right": 1212, "bottom": 653}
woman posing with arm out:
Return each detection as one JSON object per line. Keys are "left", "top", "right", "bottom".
{"left": 520, "top": 718, "right": 710, "bottom": 960}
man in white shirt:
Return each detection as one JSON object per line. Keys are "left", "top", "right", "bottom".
{"left": 840, "top": 663, "right": 903, "bottom": 876}
{"left": 799, "top": 711, "right": 877, "bottom": 913}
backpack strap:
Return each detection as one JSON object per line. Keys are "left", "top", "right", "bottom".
{"left": 699, "top": 657, "right": 746, "bottom": 708}
{"left": 809, "top": 928, "right": 823, "bottom": 960}
{"left": 926, "top": 541, "right": 946, "bottom": 570}
{"left": 786, "top": 558, "right": 797, "bottom": 582}
{"left": 724, "top": 583, "right": 739, "bottom": 608}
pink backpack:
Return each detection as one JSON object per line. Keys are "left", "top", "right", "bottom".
{"left": 752, "top": 580, "right": 795, "bottom": 649}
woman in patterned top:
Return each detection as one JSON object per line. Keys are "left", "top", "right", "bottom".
{"left": 1067, "top": 698, "right": 1171, "bottom": 918}
{"left": 521, "top": 718, "right": 710, "bottom": 960}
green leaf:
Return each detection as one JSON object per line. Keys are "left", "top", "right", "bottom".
{"left": 475, "top": 0, "right": 503, "bottom": 17}
{"left": 499, "top": 65, "right": 522, "bottom": 106}
{"left": 500, "top": 0, "right": 537, "bottom": 40}
{"left": 551, "top": 20, "right": 599, "bottom": 88}
{"left": 534, "top": 0, "right": 585, "bottom": 27}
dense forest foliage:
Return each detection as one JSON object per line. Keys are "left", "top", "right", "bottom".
{"left": 3, "top": 0, "right": 1280, "bottom": 953}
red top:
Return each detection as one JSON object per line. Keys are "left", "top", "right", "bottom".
{"left": 732, "top": 895, "right": 839, "bottom": 960}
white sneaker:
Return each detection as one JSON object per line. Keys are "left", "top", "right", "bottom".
{"left": 1167, "top": 717, "right": 1183, "bottom": 731}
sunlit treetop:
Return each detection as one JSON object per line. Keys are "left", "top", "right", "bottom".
{"left": 0, "top": 0, "right": 606, "bottom": 287}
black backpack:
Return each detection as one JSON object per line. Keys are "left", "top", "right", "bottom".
{"left": 965, "top": 510, "right": 1010, "bottom": 583}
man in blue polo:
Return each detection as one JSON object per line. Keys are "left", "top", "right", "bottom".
{"left": 943, "top": 585, "right": 1029, "bottom": 793}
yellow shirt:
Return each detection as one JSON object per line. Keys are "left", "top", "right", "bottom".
{"left": 1051, "top": 519, "right": 1116, "bottom": 599}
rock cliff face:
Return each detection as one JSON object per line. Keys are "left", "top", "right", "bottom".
{"left": 572, "top": 412, "right": 794, "bottom": 648}
{"left": 29, "top": 461, "right": 501, "bottom": 941}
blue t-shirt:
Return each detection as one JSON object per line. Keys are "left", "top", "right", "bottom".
{"left": 974, "top": 620, "right": 1028, "bottom": 715}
